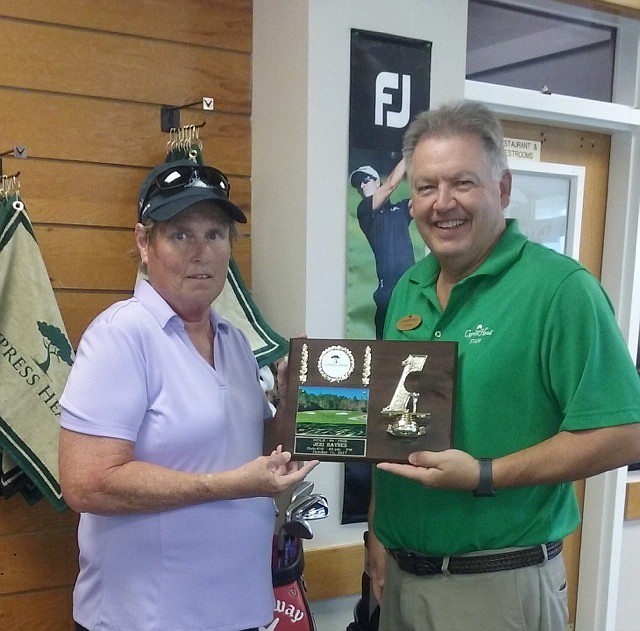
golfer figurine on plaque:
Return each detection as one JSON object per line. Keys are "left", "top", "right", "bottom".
{"left": 382, "top": 354, "right": 430, "bottom": 438}
{"left": 280, "top": 338, "right": 457, "bottom": 462}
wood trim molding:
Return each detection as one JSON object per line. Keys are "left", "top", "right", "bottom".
{"left": 304, "top": 543, "right": 364, "bottom": 601}
{"left": 624, "top": 481, "right": 640, "bottom": 520}
{"left": 564, "top": 0, "right": 640, "bottom": 18}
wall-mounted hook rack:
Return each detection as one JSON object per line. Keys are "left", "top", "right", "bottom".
{"left": 0, "top": 145, "right": 27, "bottom": 175}
{"left": 160, "top": 98, "right": 214, "bottom": 132}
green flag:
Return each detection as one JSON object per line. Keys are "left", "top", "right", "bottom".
{"left": 213, "top": 257, "right": 288, "bottom": 368}
{"left": 0, "top": 194, "right": 72, "bottom": 511}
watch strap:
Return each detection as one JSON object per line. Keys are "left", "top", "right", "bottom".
{"left": 473, "top": 458, "right": 496, "bottom": 497}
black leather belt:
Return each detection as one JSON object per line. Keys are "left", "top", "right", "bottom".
{"left": 388, "top": 541, "right": 562, "bottom": 576}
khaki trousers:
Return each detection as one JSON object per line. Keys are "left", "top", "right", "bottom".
{"left": 380, "top": 551, "right": 568, "bottom": 631}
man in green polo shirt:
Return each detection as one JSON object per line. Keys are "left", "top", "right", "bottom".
{"left": 369, "top": 101, "right": 640, "bottom": 631}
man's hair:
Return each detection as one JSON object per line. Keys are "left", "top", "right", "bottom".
{"left": 402, "top": 101, "right": 508, "bottom": 180}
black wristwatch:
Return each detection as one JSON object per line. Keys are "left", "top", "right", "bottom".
{"left": 473, "top": 458, "right": 496, "bottom": 497}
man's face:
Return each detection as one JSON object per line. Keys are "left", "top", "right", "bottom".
{"left": 359, "top": 174, "right": 380, "bottom": 198}
{"left": 409, "top": 133, "right": 511, "bottom": 281}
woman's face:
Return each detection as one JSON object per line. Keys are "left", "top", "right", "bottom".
{"left": 135, "top": 202, "right": 232, "bottom": 322}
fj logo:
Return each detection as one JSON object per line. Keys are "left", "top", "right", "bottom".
{"left": 375, "top": 72, "right": 411, "bottom": 128}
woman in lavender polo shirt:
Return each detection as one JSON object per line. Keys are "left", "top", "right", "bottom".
{"left": 58, "top": 159, "right": 317, "bottom": 631}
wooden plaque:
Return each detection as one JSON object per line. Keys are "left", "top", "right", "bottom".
{"left": 280, "top": 338, "right": 457, "bottom": 462}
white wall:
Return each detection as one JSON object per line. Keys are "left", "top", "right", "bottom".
{"left": 252, "top": 0, "right": 468, "bottom": 549}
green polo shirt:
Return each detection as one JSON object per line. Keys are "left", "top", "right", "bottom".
{"left": 373, "top": 220, "right": 640, "bottom": 555}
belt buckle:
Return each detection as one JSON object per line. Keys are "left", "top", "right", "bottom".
{"left": 396, "top": 550, "right": 442, "bottom": 576}
{"left": 415, "top": 557, "right": 443, "bottom": 576}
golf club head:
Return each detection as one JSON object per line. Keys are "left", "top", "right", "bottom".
{"left": 283, "top": 518, "right": 314, "bottom": 540}
{"left": 285, "top": 493, "right": 318, "bottom": 522}
{"left": 290, "top": 480, "right": 315, "bottom": 505}
{"left": 289, "top": 494, "right": 329, "bottom": 522}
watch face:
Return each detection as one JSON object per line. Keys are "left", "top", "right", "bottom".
{"left": 317, "top": 345, "right": 355, "bottom": 383}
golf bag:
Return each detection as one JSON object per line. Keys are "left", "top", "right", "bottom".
{"left": 260, "top": 487, "right": 329, "bottom": 631}
{"left": 263, "top": 535, "right": 315, "bottom": 630}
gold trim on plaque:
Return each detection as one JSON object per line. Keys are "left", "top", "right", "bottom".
{"left": 362, "top": 345, "right": 372, "bottom": 386}
{"left": 299, "top": 343, "right": 309, "bottom": 383}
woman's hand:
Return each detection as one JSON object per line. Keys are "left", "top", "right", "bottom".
{"left": 236, "top": 445, "right": 319, "bottom": 498}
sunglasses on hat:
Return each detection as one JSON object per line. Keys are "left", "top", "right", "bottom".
{"left": 139, "top": 164, "right": 231, "bottom": 221}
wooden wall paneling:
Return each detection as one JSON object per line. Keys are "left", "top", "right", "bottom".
{"left": 0, "top": 493, "right": 77, "bottom": 537}
{"left": 0, "top": 20, "right": 251, "bottom": 113}
{"left": 3, "top": 159, "right": 251, "bottom": 230}
{"left": 0, "top": 91, "right": 250, "bottom": 174}
{"left": 304, "top": 544, "right": 364, "bottom": 601}
{"left": 0, "top": 588, "right": 73, "bottom": 631}
{"left": 0, "top": 0, "right": 253, "bottom": 52}
{"left": 35, "top": 226, "right": 138, "bottom": 291}
{"left": 55, "top": 291, "right": 134, "bottom": 349}
{"left": 0, "top": 529, "right": 78, "bottom": 593}
{"left": 9, "top": 159, "right": 149, "bottom": 229}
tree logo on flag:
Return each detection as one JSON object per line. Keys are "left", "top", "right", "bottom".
{"left": 36, "top": 321, "right": 73, "bottom": 374}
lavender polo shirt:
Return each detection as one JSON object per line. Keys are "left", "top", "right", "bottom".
{"left": 60, "top": 280, "right": 275, "bottom": 631}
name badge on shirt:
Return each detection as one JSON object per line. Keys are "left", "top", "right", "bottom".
{"left": 396, "top": 314, "right": 422, "bottom": 331}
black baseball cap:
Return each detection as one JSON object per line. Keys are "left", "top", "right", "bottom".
{"left": 138, "top": 159, "right": 247, "bottom": 223}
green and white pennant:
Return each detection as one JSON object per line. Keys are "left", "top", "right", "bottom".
{"left": 0, "top": 194, "right": 71, "bottom": 511}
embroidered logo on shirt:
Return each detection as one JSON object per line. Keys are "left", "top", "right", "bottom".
{"left": 464, "top": 323, "right": 494, "bottom": 344}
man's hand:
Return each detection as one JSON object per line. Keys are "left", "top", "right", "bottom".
{"left": 377, "top": 449, "right": 481, "bottom": 491}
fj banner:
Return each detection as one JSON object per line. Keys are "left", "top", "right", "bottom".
{"left": 347, "top": 29, "right": 431, "bottom": 341}
{"left": 349, "top": 29, "right": 432, "bottom": 153}
{"left": 344, "top": 29, "right": 431, "bottom": 524}
{"left": 0, "top": 195, "right": 71, "bottom": 511}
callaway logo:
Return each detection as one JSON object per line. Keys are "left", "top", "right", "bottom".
{"left": 464, "top": 323, "right": 494, "bottom": 344}
{"left": 259, "top": 596, "right": 306, "bottom": 629}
